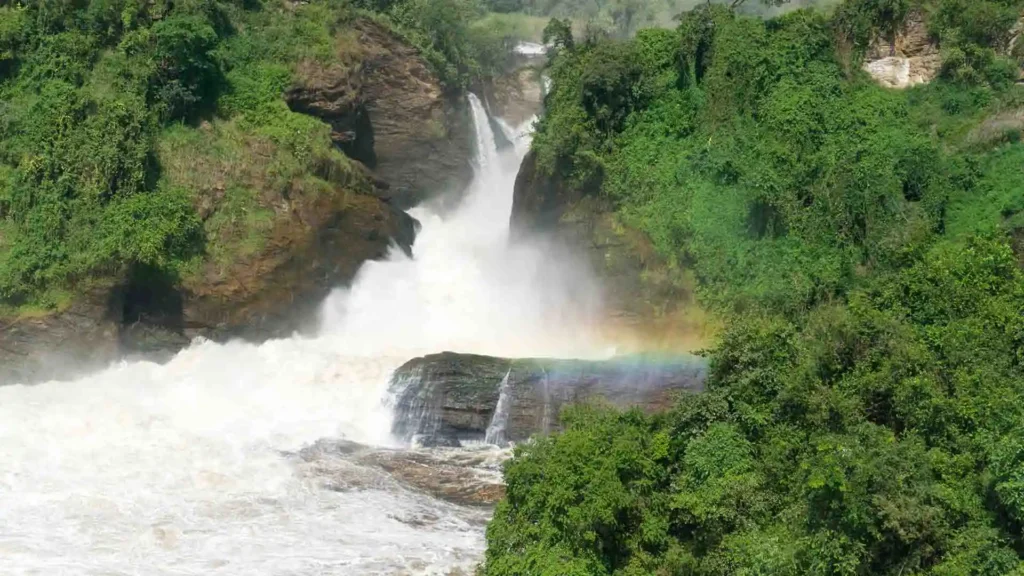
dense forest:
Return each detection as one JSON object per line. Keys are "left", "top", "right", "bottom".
{"left": 483, "top": 0, "right": 838, "bottom": 35}
{"left": 483, "top": 0, "right": 1024, "bottom": 574}
{"left": 5, "top": 0, "right": 1024, "bottom": 572}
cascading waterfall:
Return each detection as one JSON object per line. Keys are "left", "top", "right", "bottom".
{"left": 386, "top": 364, "right": 442, "bottom": 443}
{"left": 0, "top": 93, "right": 606, "bottom": 575}
{"left": 484, "top": 369, "right": 514, "bottom": 447}
{"left": 540, "top": 367, "right": 552, "bottom": 436}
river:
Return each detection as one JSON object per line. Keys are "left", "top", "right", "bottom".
{"left": 0, "top": 96, "right": 609, "bottom": 575}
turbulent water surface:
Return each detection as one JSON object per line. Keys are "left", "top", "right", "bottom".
{"left": 0, "top": 96, "right": 608, "bottom": 575}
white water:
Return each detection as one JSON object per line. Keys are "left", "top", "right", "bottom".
{"left": 0, "top": 95, "right": 605, "bottom": 575}
{"left": 483, "top": 370, "right": 512, "bottom": 447}
{"left": 513, "top": 42, "right": 548, "bottom": 56}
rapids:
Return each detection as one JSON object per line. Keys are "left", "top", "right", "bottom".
{"left": 0, "top": 95, "right": 607, "bottom": 575}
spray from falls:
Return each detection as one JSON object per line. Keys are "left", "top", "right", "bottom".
{"left": 0, "top": 94, "right": 606, "bottom": 575}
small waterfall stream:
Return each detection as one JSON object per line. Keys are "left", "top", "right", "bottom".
{"left": 484, "top": 369, "right": 514, "bottom": 446}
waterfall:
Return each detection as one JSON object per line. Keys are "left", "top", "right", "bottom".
{"left": 386, "top": 364, "right": 441, "bottom": 442}
{"left": 0, "top": 92, "right": 605, "bottom": 575}
{"left": 540, "top": 366, "right": 552, "bottom": 436}
{"left": 484, "top": 369, "right": 513, "bottom": 447}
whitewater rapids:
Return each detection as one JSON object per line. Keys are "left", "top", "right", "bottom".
{"left": 0, "top": 96, "right": 607, "bottom": 575}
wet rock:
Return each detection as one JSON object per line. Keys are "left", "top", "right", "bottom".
{"left": 0, "top": 283, "right": 121, "bottom": 385}
{"left": 511, "top": 150, "right": 589, "bottom": 234}
{"left": 371, "top": 449, "right": 507, "bottom": 507}
{"left": 412, "top": 434, "right": 463, "bottom": 449}
{"left": 389, "top": 352, "right": 707, "bottom": 444}
{"left": 297, "top": 438, "right": 508, "bottom": 507}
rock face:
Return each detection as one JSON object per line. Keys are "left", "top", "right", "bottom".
{"left": 511, "top": 151, "right": 586, "bottom": 233}
{"left": 0, "top": 284, "right": 121, "bottom": 384}
{"left": 0, "top": 19, "right": 468, "bottom": 385}
{"left": 863, "top": 10, "right": 941, "bottom": 89}
{"left": 287, "top": 19, "right": 474, "bottom": 209}
{"left": 389, "top": 352, "right": 708, "bottom": 445}
{"left": 176, "top": 179, "right": 416, "bottom": 345}
{"left": 0, "top": 172, "right": 416, "bottom": 384}
{"left": 298, "top": 438, "right": 507, "bottom": 508}
{"left": 478, "top": 49, "right": 547, "bottom": 127}
{"left": 512, "top": 152, "right": 702, "bottom": 346}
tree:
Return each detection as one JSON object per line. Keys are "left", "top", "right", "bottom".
{"left": 543, "top": 17, "right": 574, "bottom": 51}
{"left": 730, "top": 0, "right": 791, "bottom": 8}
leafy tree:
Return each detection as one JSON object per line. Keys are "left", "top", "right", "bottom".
{"left": 543, "top": 17, "right": 574, "bottom": 51}
{"left": 147, "top": 13, "right": 222, "bottom": 121}
{"left": 484, "top": 0, "right": 1024, "bottom": 573}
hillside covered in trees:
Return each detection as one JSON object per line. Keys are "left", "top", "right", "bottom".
{"left": 0, "top": 0, "right": 519, "bottom": 315}
{"left": 484, "top": 0, "right": 1024, "bottom": 574}
{"left": 0, "top": 0, "right": 546, "bottom": 381}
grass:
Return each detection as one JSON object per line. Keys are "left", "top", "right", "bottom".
{"left": 202, "top": 186, "right": 276, "bottom": 269}
{"left": 0, "top": 286, "right": 74, "bottom": 319}
{"left": 156, "top": 103, "right": 354, "bottom": 280}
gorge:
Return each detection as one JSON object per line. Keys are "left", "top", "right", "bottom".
{"left": 0, "top": 88, "right": 694, "bottom": 574}
{"left": 6, "top": 0, "right": 1024, "bottom": 573}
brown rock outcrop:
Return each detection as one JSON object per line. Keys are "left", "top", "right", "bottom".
{"left": 176, "top": 178, "right": 416, "bottom": 344}
{"left": 287, "top": 19, "right": 474, "bottom": 209}
{"left": 0, "top": 19, "right": 467, "bottom": 384}
{"left": 388, "top": 352, "right": 707, "bottom": 445}
{"left": 862, "top": 10, "right": 942, "bottom": 89}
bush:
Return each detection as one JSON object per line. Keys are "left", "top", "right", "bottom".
{"left": 0, "top": 0, "right": 380, "bottom": 308}
{"left": 148, "top": 13, "right": 223, "bottom": 120}
{"left": 486, "top": 1, "right": 1024, "bottom": 572}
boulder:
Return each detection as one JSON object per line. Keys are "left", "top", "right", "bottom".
{"left": 389, "top": 352, "right": 708, "bottom": 445}
{"left": 298, "top": 438, "right": 506, "bottom": 507}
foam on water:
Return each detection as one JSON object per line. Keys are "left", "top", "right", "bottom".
{"left": 0, "top": 95, "right": 605, "bottom": 575}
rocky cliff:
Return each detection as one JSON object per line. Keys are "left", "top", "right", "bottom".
{"left": 286, "top": 19, "right": 474, "bottom": 210}
{"left": 0, "top": 18, "right": 472, "bottom": 385}
{"left": 388, "top": 352, "right": 707, "bottom": 446}
{"left": 862, "top": 10, "right": 942, "bottom": 89}
{"left": 477, "top": 48, "right": 547, "bottom": 128}
{"left": 512, "top": 152, "right": 706, "bottom": 350}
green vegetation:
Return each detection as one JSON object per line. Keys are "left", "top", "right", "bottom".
{"left": 483, "top": 0, "right": 1024, "bottom": 574}
{"left": 0, "top": 0, "right": 521, "bottom": 313}
{"left": 486, "top": 0, "right": 841, "bottom": 36}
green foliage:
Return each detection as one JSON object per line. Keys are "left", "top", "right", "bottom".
{"left": 833, "top": 0, "right": 910, "bottom": 47}
{"left": 930, "top": 0, "right": 1023, "bottom": 88}
{"left": 543, "top": 16, "right": 574, "bottom": 50}
{"left": 0, "top": 0, "right": 483, "bottom": 310}
{"left": 486, "top": 0, "right": 1024, "bottom": 573}
{"left": 486, "top": 239, "right": 1024, "bottom": 573}
{"left": 485, "top": 405, "right": 681, "bottom": 576}
{"left": 147, "top": 13, "right": 223, "bottom": 120}
{"left": 358, "top": 0, "right": 527, "bottom": 89}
